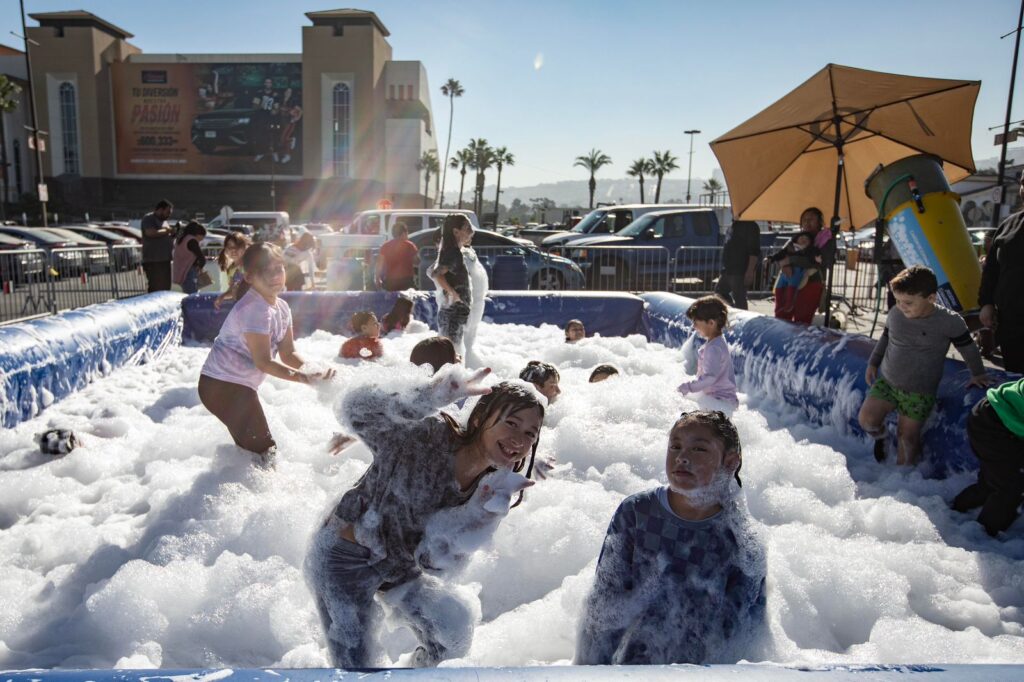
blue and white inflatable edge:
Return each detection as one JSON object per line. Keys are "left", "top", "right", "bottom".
{"left": 0, "top": 292, "right": 184, "bottom": 428}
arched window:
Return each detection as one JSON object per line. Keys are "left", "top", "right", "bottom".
{"left": 12, "top": 139, "right": 22, "bottom": 197}
{"left": 332, "top": 83, "right": 350, "bottom": 178}
{"left": 59, "top": 82, "right": 80, "bottom": 175}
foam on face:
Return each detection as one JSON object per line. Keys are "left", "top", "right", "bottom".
{"left": 0, "top": 322, "right": 1022, "bottom": 668}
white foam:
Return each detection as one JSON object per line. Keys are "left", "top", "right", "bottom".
{"left": 0, "top": 322, "right": 1021, "bottom": 668}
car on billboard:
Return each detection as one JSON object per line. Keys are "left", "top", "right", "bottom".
{"left": 191, "top": 109, "right": 259, "bottom": 154}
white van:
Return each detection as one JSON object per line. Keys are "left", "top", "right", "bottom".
{"left": 320, "top": 209, "right": 480, "bottom": 257}
{"left": 345, "top": 209, "right": 479, "bottom": 239}
{"left": 206, "top": 207, "right": 290, "bottom": 241}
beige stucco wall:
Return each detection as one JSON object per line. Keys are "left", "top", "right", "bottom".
{"left": 27, "top": 25, "right": 139, "bottom": 179}
{"left": 301, "top": 23, "right": 391, "bottom": 180}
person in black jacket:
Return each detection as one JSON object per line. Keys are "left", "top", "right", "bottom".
{"left": 979, "top": 174, "right": 1024, "bottom": 373}
{"left": 714, "top": 220, "right": 761, "bottom": 310}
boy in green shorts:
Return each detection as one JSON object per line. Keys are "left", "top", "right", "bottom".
{"left": 858, "top": 266, "right": 993, "bottom": 466}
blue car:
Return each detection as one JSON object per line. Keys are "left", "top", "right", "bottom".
{"left": 566, "top": 208, "right": 724, "bottom": 290}
{"left": 408, "top": 228, "right": 584, "bottom": 290}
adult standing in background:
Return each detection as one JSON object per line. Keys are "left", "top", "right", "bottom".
{"left": 715, "top": 219, "right": 761, "bottom": 310}
{"left": 979, "top": 173, "right": 1024, "bottom": 373}
{"left": 141, "top": 199, "right": 176, "bottom": 293}
{"left": 376, "top": 221, "right": 419, "bottom": 291}
{"left": 773, "top": 207, "right": 836, "bottom": 324}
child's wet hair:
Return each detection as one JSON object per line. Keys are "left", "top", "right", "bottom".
{"left": 442, "top": 381, "right": 546, "bottom": 507}
{"left": 686, "top": 295, "right": 729, "bottom": 329}
{"left": 589, "top": 364, "right": 619, "bottom": 382}
{"left": 520, "top": 360, "right": 560, "bottom": 386}
{"left": 564, "top": 318, "right": 585, "bottom": 342}
{"left": 438, "top": 214, "right": 470, "bottom": 256}
{"left": 672, "top": 410, "right": 743, "bottom": 486}
{"left": 890, "top": 265, "right": 938, "bottom": 297}
{"left": 410, "top": 336, "right": 457, "bottom": 374}
{"left": 350, "top": 310, "right": 377, "bottom": 334}
{"left": 382, "top": 295, "right": 414, "bottom": 333}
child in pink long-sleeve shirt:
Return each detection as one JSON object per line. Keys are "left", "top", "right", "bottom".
{"left": 678, "top": 296, "right": 738, "bottom": 407}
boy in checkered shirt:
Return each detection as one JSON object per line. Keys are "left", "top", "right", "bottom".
{"left": 575, "top": 411, "right": 767, "bottom": 665}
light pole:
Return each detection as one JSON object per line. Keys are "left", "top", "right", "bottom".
{"left": 684, "top": 129, "right": 700, "bottom": 204}
{"left": 994, "top": 0, "right": 1024, "bottom": 222}
{"left": 19, "top": 0, "right": 47, "bottom": 226}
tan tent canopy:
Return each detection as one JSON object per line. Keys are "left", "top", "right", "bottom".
{"left": 711, "top": 64, "right": 980, "bottom": 229}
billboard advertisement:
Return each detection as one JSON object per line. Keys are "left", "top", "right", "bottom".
{"left": 112, "top": 61, "right": 303, "bottom": 176}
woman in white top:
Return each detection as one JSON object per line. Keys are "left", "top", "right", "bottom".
{"left": 199, "top": 242, "right": 334, "bottom": 467}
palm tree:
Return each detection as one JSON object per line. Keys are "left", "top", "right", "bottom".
{"left": 438, "top": 78, "right": 464, "bottom": 208}
{"left": 450, "top": 148, "right": 472, "bottom": 209}
{"left": 0, "top": 75, "right": 21, "bottom": 220}
{"left": 416, "top": 150, "right": 440, "bottom": 208}
{"left": 703, "top": 177, "right": 724, "bottom": 203}
{"left": 574, "top": 148, "right": 612, "bottom": 209}
{"left": 626, "top": 157, "right": 653, "bottom": 204}
{"left": 468, "top": 138, "right": 495, "bottom": 217}
{"left": 651, "top": 150, "right": 679, "bottom": 203}
{"left": 492, "top": 146, "right": 514, "bottom": 225}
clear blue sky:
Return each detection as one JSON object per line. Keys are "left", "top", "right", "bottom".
{"left": 2, "top": 0, "right": 1022, "bottom": 188}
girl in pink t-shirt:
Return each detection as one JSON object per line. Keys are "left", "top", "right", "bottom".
{"left": 199, "top": 243, "right": 335, "bottom": 467}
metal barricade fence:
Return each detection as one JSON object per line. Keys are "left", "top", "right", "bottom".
{"left": 111, "top": 244, "right": 148, "bottom": 297}
{"left": 49, "top": 247, "right": 116, "bottom": 313}
{"left": 830, "top": 249, "right": 884, "bottom": 315}
{"left": 1, "top": 245, "right": 150, "bottom": 325}
{"left": 414, "top": 245, "right": 540, "bottom": 290}
{"left": 558, "top": 245, "right": 671, "bottom": 292}
{"left": 0, "top": 248, "right": 52, "bottom": 322}
{"left": 670, "top": 246, "right": 722, "bottom": 294}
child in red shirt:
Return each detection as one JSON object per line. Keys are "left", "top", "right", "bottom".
{"left": 340, "top": 310, "right": 383, "bottom": 360}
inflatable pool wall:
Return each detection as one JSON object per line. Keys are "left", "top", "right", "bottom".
{"left": 642, "top": 292, "right": 1018, "bottom": 473}
{"left": 3, "top": 290, "right": 1017, "bottom": 474}
{"left": 0, "top": 292, "right": 184, "bottom": 429}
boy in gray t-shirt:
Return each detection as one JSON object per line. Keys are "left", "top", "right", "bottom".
{"left": 858, "top": 266, "right": 993, "bottom": 466}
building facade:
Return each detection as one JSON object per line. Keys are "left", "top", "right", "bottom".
{"left": 21, "top": 8, "right": 437, "bottom": 221}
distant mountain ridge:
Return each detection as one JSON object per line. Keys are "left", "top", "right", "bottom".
{"left": 449, "top": 152, "right": 1024, "bottom": 209}
{"left": 444, "top": 177, "right": 714, "bottom": 208}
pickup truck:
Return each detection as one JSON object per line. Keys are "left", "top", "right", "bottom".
{"left": 564, "top": 208, "right": 724, "bottom": 290}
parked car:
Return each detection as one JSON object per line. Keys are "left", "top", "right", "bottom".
{"left": 297, "top": 222, "right": 334, "bottom": 237}
{"left": 42, "top": 229, "right": 111, "bottom": 274}
{"left": 91, "top": 224, "right": 142, "bottom": 242}
{"left": 566, "top": 208, "right": 724, "bottom": 289}
{"left": 407, "top": 227, "right": 584, "bottom": 290}
{"left": 540, "top": 205, "right": 660, "bottom": 250}
{"left": 515, "top": 223, "right": 567, "bottom": 247}
{"left": 191, "top": 109, "right": 259, "bottom": 154}
{"left": 57, "top": 225, "right": 140, "bottom": 270}
{"left": 0, "top": 233, "right": 45, "bottom": 283}
{"left": 0, "top": 227, "right": 90, "bottom": 274}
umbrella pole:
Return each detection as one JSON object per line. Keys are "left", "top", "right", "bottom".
{"left": 824, "top": 147, "right": 844, "bottom": 328}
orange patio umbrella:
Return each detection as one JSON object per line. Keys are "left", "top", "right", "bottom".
{"left": 710, "top": 63, "right": 980, "bottom": 230}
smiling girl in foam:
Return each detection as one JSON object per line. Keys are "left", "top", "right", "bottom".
{"left": 305, "top": 364, "right": 556, "bottom": 669}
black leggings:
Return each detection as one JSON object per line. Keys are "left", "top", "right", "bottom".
{"left": 964, "top": 398, "right": 1024, "bottom": 534}
{"left": 198, "top": 374, "right": 275, "bottom": 454}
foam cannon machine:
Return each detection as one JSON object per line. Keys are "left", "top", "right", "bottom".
{"left": 865, "top": 154, "right": 982, "bottom": 312}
